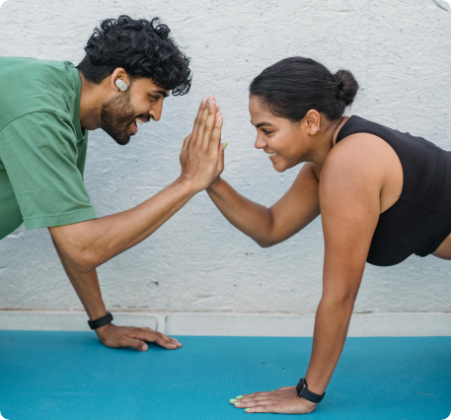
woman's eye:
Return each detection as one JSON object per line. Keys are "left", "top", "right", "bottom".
{"left": 262, "top": 129, "right": 273, "bottom": 135}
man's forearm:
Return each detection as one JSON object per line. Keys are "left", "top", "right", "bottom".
{"left": 304, "top": 297, "right": 354, "bottom": 395}
{"left": 50, "top": 178, "right": 196, "bottom": 272}
{"left": 52, "top": 238, "right": 107, "bottom": 320}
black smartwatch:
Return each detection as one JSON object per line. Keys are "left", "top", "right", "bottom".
{"left": 88, "top": 312, "right": 113, "bottom": 330}
{"left": 296, "top": 378, "right": 325, "bottom": 403}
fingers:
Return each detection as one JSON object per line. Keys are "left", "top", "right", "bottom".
{"left": 117, "top": 335, "right": 148, "bottom": 352}
{"left": 229, "top": 387, "right": 316, "bottom": 415}
{"left": 208, "top": 112, "right": 223, "bottom": 151}
{"left": 234, "top": 391, "right": 271, "bottom": 401}
{"left": 155, "top": 333, "right": 182, "bottom": 350}
{"left": 190, "top": 96, "right": 222, "bottom": 152}
{"left": 128, "top": 327, "right": 182, "bottom": 350}
{"left": 244, "top": 405, "right": 275, "bottom": 413}
{"left": 181, "top": 134, "right": 191, "bottom": 153}
{"left": 191, "top": 97, "right": 208, "bottom": 140}
{"left": 196, "top": 96, "right": 217, "bottom": 149}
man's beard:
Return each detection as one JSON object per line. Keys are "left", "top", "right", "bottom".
{"left": 100, "top": 92, "right": 137, "bottom": 146}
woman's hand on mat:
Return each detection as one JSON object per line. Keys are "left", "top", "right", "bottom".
{"left": 96, "top": 323, "right": 182, "bottom": 351}
{"left": 230, "top": 386, "right": 317, "bottom": 414}
{"left": 179, "top": 96, "right": 224, "bottom": 193}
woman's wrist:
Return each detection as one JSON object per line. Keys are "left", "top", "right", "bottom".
{"left": 304, "top": 373, "right": 327, "bottom": 396}
{"left": 206, "top": 176, "right": 223, "bottom": 194}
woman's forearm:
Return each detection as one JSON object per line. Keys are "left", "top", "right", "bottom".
{"left": 207, "top": 177, "right": 276, "bottom": 246}
{"left": 304, "top": 297, "right": 354, "bottom": 395}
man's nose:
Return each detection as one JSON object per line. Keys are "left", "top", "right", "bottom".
{"left": 149, "top": 100, "right": 164, "bottom": 121}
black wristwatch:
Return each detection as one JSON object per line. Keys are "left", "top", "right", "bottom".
{"left": 296, "top": 378, "right": 325, "bottom": 403}
{"left": 88, "top": 312, "right": 113, "bottom": 330}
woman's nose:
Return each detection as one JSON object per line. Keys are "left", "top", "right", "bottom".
{"left": 254, "top": 135, "right": 267, "bottom": 149}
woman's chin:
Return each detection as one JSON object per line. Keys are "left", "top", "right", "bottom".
{"left": 272, "top": 161, "right": 287, "bottom": 173}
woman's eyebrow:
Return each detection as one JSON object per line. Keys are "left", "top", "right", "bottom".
{"left": 251, "top": 121, "right": 273, "bottom": 128}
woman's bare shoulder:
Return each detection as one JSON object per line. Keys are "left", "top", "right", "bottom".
{"left": 322, "top": 132, "right": 392, "bottom": 194}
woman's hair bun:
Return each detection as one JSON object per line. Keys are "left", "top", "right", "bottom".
{"left": 249, "top": 57, "right": 359, "bottom": 122}
{"left": 334, "top": 70, "right": 359, "bottom": 106}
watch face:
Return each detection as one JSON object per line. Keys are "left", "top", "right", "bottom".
{"left": 296, "top": 378, "right": 306, "bottom": 396}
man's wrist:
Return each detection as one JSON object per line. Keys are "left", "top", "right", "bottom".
{"left": 95, "top": 321, "right": 114, "bottom": 339}
{"left": 88, "top": 311, "right": 113, "bottom": 330}
{"left": 174, "top": 175, "right": 202, "bottom": 196}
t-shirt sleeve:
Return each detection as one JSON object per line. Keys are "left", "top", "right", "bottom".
{"left": 0, "top": 111, "right": 97, "bottom": 229}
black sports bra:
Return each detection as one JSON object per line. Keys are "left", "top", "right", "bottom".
{"left": 336, "top": 116, "right": 451, "bottom": 266}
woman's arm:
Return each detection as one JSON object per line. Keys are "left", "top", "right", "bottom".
{"left": 231, "top": 137, "right": 384, "bottom": 414}
{"left": 206, "top": 162, "right": 321, "bottom": 247}
{"left": 304, "top": 139, "right": 383, "bottom": 394}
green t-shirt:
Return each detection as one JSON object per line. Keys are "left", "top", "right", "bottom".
{"left": 0, "top": 57, "right": 97, "bottom": 240}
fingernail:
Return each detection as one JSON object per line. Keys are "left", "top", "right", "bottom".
{"left": 236, "top": 395, "right": 243, "bottom": 399}
{"left": 245, "top": 408, "right": 250, "bottom": 412}
{"left": 142, "top": 343, "right": 148, "bottom": 351}
{"left": 216, "top": 113, "right": 222, "bottom": 122}
{"left": 223, "top": 143, "right": 228, "bottom": 151}
{"left": 230, "top": 399, "right": 236, "bottom": 403}
{"left": 234, "top": 403, "right": 241, "bottom": 406}
{"left": 208, "top": 98, "right": 214, "bottom": 109}
{"left": 201, "top": 97, "right": 207, "bottom": 105}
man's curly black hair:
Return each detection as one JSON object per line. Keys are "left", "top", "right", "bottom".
{"left": 77, "top": 15, "right": 191, "bottom": 96}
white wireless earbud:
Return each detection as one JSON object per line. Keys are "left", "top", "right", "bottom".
{"left": 115, "top": 79, "right": 128, "bottom": 92}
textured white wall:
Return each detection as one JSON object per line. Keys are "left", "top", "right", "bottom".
{"left": 0, "top": 0, "right": 450, "bottom": 314}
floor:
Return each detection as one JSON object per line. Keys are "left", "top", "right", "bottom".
{"left": 0, "top": 331, "right": 450, "bottom": 419}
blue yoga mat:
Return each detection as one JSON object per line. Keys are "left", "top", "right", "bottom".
{"left": 0, "top": 331, "right": 450, "bottom": 419}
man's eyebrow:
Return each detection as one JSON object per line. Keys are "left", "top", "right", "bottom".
{"left": 150, "top": 90, "right": 169, "bottom": 98}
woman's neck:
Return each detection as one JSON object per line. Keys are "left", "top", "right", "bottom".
{"left": 309, "top": 116, "right": 349, "bottom": 167}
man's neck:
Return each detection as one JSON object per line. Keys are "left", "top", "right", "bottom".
{"left": 79, "top": 70, "right": 104, "bottom": 131}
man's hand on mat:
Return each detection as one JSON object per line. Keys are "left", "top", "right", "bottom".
{"left": 230, "top": 386, "right": 317, "bottom": 414}
{"left": 96, "top": 323, "right": 182, "bottom": 351}
{"left": 179, "top": 96, "right": 224, "bottom": 193}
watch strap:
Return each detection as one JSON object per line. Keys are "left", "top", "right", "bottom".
{"left": 296, "top": 378, "right": 325, "bottom": 403}
{"left": 88, "top": 312, "right": 113, "bottom": 330}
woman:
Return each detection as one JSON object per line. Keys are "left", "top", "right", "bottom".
{"left": 207, "top": 57, "right": 451, "bottom": 414}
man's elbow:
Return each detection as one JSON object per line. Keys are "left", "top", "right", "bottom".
{"left": 68, "top": 248, "right": 99, "bottom": 273}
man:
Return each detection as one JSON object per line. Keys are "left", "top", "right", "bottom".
{"left": 0, "top": 16, "right": 224, "bottom": 351}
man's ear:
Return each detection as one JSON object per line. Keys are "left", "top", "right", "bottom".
{"left": 110, "top": 68, "right": 130, "bottom": 92}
